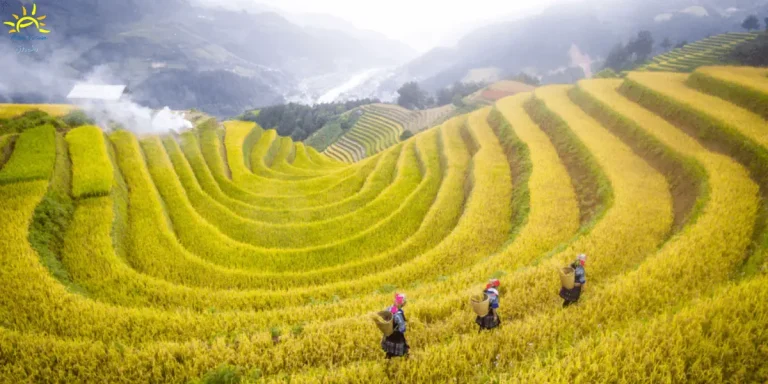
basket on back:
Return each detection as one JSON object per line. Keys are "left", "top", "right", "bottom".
{"left": 372, "top": 310, "right": 394, "bottom": 337}
{"left": 470, "top": 294, "right": 490, "bottom": 317}
{"left": 560, "top": 267, "right": 575, "bottom": 290}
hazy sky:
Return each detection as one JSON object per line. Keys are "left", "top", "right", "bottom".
{"left": 248, "top": 0, "right": 560, "bottom": 51}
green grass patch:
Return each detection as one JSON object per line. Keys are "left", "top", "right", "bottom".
{"left": 0, "top": 124, "right": 56, "bottom": 184}
{"left": 28, "top": 133, "right": 88, "bottom": 296}
{"left": 66, "top": 126, "right": 114, "bottom": 198}
{"left": 0, "top": 109, "right": 66, "bottom": 136}
{"left": 0, "top": 134, "right": 16, "bottom": 170}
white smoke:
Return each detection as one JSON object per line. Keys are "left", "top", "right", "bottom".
{"left": 73, "top": 65, "right": 193, "bottom": 135}
{"left": 151, "top": 107, "right": 194, "bottom": 132}
{"left": 0, "top": 43, "right": 194, "bottom": 134}
{"left": 79, "top": 100, "right": 193, "bottom": 135}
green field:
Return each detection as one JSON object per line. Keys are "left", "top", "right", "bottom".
{"left": 322, "top": 104, "right": 455, "bottom": 163}
{"left": 637, "top": 32, "right": 759, "bottom": 73}
{"left": 1, "top": 66, "right": 768, "bottom": 383}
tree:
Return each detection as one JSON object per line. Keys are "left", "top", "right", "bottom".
{"left": 340, "top": 117, "right": 353, "bottom": 131}
{"left": 728, "top": 33, "right": 768, "bottom": 66}
{"left": 397, "top": 82, "right": 428, "bottom": 110}
{"left": 660, "top": 37, "right": 672, "bottom": 51}
{"left": 594, "top": 68, "right": 620, "bottom": 79}
{"left": 603, "top": 43, "right": 629, "bottom": 71}
{"left": 291, "top": 128, "right": 306, "bottom": 141}
{"left": 675, "top": 40, "right": 688, "bottom": 49}
{"left": 425, "top": 96, "right": 436, "bottom": 108}
{"left": 62, "top": 110, "right": 94, "bottom": 127}
{"left": 764, "top": 17, "right": 768, "bottom": 31}
{"left": 510, "top": 72, "right": 540, "bottom": 86}
{"left": 436, "top": 88, "right": 453, "bottom": 106}
{"left": 451, "top": 94, "right": 465, "bottom": 107}
{"left": 742, "top": 15, "right": 760, "bottom": 32}
{"left": 627, "top": 30, "right": 654, "bottom": 62}
{"left": 399, "top": 131, "right": 414, "bottom": 141}
{"left": 434, "top": 81, "right": 485, "bottom": 107}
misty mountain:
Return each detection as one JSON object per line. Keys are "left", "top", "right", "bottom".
{"left": 348, "top": 0, "right": 768, "bottom": 100}
{"left": 283, "top": 12, "right": 417, "bottom": 61}
{"left": 0, "top": 0, "right": 415, "bottom": 116}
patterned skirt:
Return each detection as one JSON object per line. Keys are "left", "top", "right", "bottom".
{"left": 381, "top": 332, "right": 409, "bottom": 356}
{"left": 559, "top": 286, "right": 582, "bottom": 301}
{"left": 475, "top": 313, "right": 501, "bottom": 330}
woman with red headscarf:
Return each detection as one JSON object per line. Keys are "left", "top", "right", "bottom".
{"left": 476, "top": 279, "right": 501, "bottom": 331}
{"left": 560, "top": 253, "right": 587, "bottom": 307}
{"left": 381, "top": 293, "right": 409, "bottom": 359}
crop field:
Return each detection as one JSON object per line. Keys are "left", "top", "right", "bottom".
{"left": 636, "top": 32, "right": 758, "bottom": 73}
{"left": 322, "top": 104, "right": 455, "bottom": 163}
{"left": 464, "top": 80, "right": 536, "bottom": 105}
{"left": 0, "top": 103, "right": 78, "bottom": 119}
{"left": 1, "top": 66, "right": 768, "bottom": 383}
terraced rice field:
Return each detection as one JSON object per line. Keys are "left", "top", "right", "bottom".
{"left": 323, "top": 104, "right": 454, "bottom": 163}
{"left": 464, "top": 80, "right": 536, "bottom": 105}
{"left": 0, "top": 103, "right": 77, "bottom": 118}
{"left": 2, "top": 66, "right": 768, "bottom": 383}
{"left": 636, "top": 32, "right": 759, "bottom": 73}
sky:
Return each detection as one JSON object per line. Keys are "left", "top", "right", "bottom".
{"left": 219, "top": 0, "right": 561, "bottom": 52}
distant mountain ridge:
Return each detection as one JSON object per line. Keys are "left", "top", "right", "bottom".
{"left": 0, "top": 0, "right": 415, "bottom": 116}
{"left": 342, "top": 0, "right": 768, "bottom": 102}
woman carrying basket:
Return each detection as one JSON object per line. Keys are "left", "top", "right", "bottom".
{"left": 475, "top": 279, "right": 501, "bottom": 331}
{"left": 381, "top": 293, "right": 409, "bottom": 359}
{"left": 560, "top": 254, "right": 587, "bottom": 307}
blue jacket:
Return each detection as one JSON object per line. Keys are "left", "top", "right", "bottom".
{"left": 389, "top": 306, "right": 406, "bottom": 333}
{"left": 573, "top": 264, "right": 586, "bottom": 285}
{"left": 485, "top": 288, "right": 499, "bottom": 309}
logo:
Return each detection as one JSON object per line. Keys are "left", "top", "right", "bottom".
{"left": 4, "top": 3, "right": 49, "bottom": 34}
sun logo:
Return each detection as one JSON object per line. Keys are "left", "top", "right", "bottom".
{"left": 4, "top": 3, "right": 49, "bottom": 34}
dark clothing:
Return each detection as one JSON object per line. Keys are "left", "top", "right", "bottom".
{"left": 477, "top": 288, "right": 501, "bottom": 329}
{"left": 561, "top": 262, "right": 585, "bottom": 307}
{"left": 381, "top": 307, "right": 409, "bottom": 358}
{"left": 573, "top": 263, "right": 586, "bottom": 285}
{"left": 382, "top": 331, "right": 409, "bottom": 358}
{"left": 475, "top": 309, "right": 501, "bottom": 330}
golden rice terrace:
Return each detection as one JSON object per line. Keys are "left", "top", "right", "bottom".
{"left": 1, "top": 66, "right": 767, "bottom": 383}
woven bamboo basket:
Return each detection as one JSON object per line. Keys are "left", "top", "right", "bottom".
{"left": 560, "top": 267, "right": 575, "bottom": 290}
{"left": 470, "top": 294, "right": 490, "bottom": 317}
{"left": 373, "top": 310, "right": 394, "bottom": 337}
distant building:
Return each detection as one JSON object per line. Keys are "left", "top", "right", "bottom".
{"left": 66, "top": 83, "right": 130, "bottom": 103}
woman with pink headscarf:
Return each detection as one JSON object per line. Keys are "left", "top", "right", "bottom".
{"left": 381, "top": 293, "right": 409, "bottom": 359}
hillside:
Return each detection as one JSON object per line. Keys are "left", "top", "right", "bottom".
{"left": 1, "top": 66, "right": 768, "bottom": 382}
{"left": 343, "top": 0, "right": 768, "bottom": 101}
{"left": 637, "top": 32, "right": 760, "bottom": 72}
{"left": 0, "top": 0, "right": 414, "bottom": 116}
{"left": 463, "top": 80, "right": 537, "bottom": 106}
{"left": 320, "top": 103, "right": 455, "bottom": 163}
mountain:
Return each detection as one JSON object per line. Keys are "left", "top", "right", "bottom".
{"left": 346, "top": 0, "right": 768, "bottom": 101}
{"left": 284, "top": 12, "right": 417, "bottom": 60}
{"left": 0, "top": 0, "right": 415, "bottom": 116}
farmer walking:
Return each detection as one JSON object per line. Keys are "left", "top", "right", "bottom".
{"left": 475, "top": 279, "right": 501, "bottom": 331}
{"left": 381, "top": 293, "right": 409, "bottom": 359}
{"left": 560, "top": 254, "right": 587, "bottom": 307}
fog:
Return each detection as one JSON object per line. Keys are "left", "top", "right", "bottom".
{"left": 199, "top": 0, "right": 561, "bottom": 52}
{"left": 2, "top": 0, "right": 763, "bottom": 117}
{"left": 0, "top": 38, "right": 192, "bottom": 134}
